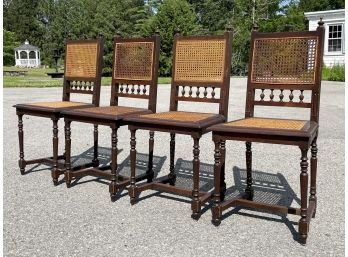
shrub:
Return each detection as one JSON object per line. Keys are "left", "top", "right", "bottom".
{"left": 322, "top": 64, "right": 345, "bottom": 82}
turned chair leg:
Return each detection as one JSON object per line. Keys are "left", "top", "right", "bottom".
{"left": 17, "top": 114, "right": 26, "bottom": 175}
{"left": 212, "top": 140, "right": 222, "bottom": 226}
{"left": 191, "top": 135, "right": 201, "bottom": 220}
{"left": 168, "top": 133, "right": 176, "bottom": 185}
{"left": 64, "top": 120, "right": 72, "bottom": 188}
{"left": 310, "top": 138, "right": 318, "bottom": 218}
{"left": 299, "top": 147, "right": 309, "bottom": 244}
{"left": 110, "top": 126, "right": 118, "bottom": 202}
{"left": 220, "top": 140, "right": 227, "bottom": 201}
{"left": 92, "top": 124, "right": 99, "bottom": 167}
{"left": 51, "top": 118, "right": 59, "bottom": 186}
{"left": 129, "top": 129, "right": 138, "bottom": 205}
{"left": 245, "top": 141, "right": 254, "bottom": 200}
{"left": 146, "top": 131, "right": 155, "bottom": 183}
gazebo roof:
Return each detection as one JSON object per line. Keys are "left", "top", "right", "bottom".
{"left": 14, "top": 40, "right": 39, "bottom": 51}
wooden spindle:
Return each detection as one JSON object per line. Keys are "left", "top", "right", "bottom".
{"left": 181, "top": 86, "right": 185, "bottom": 97}
{"left": 289, "top": 89, "right": 294, "bottom": 102}
{"left": 196, "top": 87, "right": 200, "bottom": 97}
{"left": 212, "top": 87, "right": 216, "bottom": 98}
{"left": 260, "top": 89, "right": 265, "bottom": 101}
{"left": 279, "top": 89, "right": 284, "bottom": 102}
{"left": 270, "top": 89, "right": 274, "bottom": 101}
{"left": 189, "top": 86, "right": 193, "bottom": 97}
{"left": 204, "top": 87, "right": 208, "bottom": 98}
{"left": 143, "top": 85, "right": 147, "bottom": 95}
{"left": 137, "top": 85, "right": 141, "bottom": 94}
{"left": 126, "top": 84, "right": 129, "bottom": 93}
{"left": 300, "top": 90, "right": 304, "bottom": 102}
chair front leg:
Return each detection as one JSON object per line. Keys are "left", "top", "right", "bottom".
{"left": 64, "top": 120, "right": 72, "bottom": 188}
{"left": 17, "top": 114, "right": 26, "bottom": 175}
{"left": 299, "top": 147, "right": 309, "bottom": 244}
{"left": 129, "top": 129, "right": 138, "bottom": 205}
{"left": 310, "top": 138, "right": 318, "bottom": 218}
{"left": 51, "top": 117, "right": 59, "bottom": 186}
{"left": 191, "top": 135, "right": 201, "bottom": 220}
{"left": 146, "top": 131, "right": 155, "bottom": 183}
{"left": 212, "top": 139, "right": 222, "bottom": 226}
{"left": 220, "top": 140, "right": 226, "bottom": 201}
{"left": 92, "top": 124, "right": 99, "bottom": 167}
{"left": 168, "top": 133, "right": 176, "bottom": 185}
{"left": 110, "top": 126, "right": 118, "bottom": 202}
{"left": 245, "top": 141, "right": 254, "bottom": 200}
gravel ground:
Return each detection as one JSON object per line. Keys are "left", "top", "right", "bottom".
{"left": 4, "top": 78, "right": 344, "bottom": 256}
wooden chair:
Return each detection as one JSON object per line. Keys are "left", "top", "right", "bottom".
{"left": 14, "top": 37, "right": 104, "bottom": 185}
{"left": 125, "top": 27, "right": 233, "bottom": 219}
{"left": 62, "top": 34, "right": 160, "bottom": 202}
{"left": 209, "top": 21, "right": 325, "bottom": 244}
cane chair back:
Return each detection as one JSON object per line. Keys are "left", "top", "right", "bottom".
{"left": 62, "top": 38, "right": 104, "bottom": 106}
{"left": 110, "top": 36, "right": 160, "bottom": 113}
{"left": 170, "top": 30, "right": 233, "bottom": 119}
{"left": 245, "top": 23, "right": 325, "bottom": 123}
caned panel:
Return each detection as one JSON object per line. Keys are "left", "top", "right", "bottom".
{"left": 113, "top": 42, "right": 154, "bottom": 81}
{"left": 251, "top": 37, "right": 319, "bottom": 84}
{"left": 225, "top": 118, "right": 307, "bottom": 130}
{"left": 174, "top": 39, "right": 226, "bottom": 83}
{"left": 28, "top": 101, "right": 89, "bottom": 108}
{"left": 65, "top": 43, "right": 98, "bottom": 78}
{"left": 141, "top": 111, "right": 215, "bottom": 122}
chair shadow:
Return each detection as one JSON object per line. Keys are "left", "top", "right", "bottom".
{"left": 137, "top": 158, "right": 215, "bottom": 216}
{"left": 24, "top": 146, "right": 114, "bottom": 176}
{"left": 221, "top": 166, "right": 301, "bottom": 242}
{"left": 70, "top": 150, "right": 167, "bottom": 194}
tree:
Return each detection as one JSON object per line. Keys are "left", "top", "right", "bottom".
{"left": 143, "top": 0, "right": 201, "bottom": 76}
{"left": 299, "top": 0, "right": 344, "bottom": 12}
{"left": 4, "top": 0, "right": 44, "bottom": 47}
{"left": 3, "top": 30, "right": 20, "bottom": 66}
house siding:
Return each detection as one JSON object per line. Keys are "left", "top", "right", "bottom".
{"left": 305, "top": 9, "right": 345, "bottom": 67}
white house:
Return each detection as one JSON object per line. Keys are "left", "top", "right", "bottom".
{"left": 14, "top": 39, "right": 41, "bottom": 68}
{"left": 305, "top": 9, "right": 345, "bottom": 67}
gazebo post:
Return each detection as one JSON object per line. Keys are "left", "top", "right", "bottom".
{"left": 26, "top": 50, "right": 30, "bottom": 67}
{"left": 17, "top": 50, "right": 20, "bottom": 66}
{"left": 36, "top": 50, "right": 40, "bottom": 67}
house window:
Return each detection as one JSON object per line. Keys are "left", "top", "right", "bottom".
{"left": 328, "top": 24, "right": 343, "bottom": 52}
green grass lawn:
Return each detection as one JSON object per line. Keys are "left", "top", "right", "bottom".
{"left": 3, "top": 67, "right": 172, "bottom": 87}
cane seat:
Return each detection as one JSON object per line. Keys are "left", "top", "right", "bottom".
{"left": 127, "top": 111, "right": 225, "bottom": 129}
{"left": 63, "top": 106, "right": 152, "bottom": 121}
{"left": 210, "top": 117, "right": 318, "bottom": 138}
{"left": 15, "top": 101, "right": 93, "bottom": 113}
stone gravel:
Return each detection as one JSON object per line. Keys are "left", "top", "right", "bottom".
{"left": 3, "top": 78, "right": 344, "bottom": 256}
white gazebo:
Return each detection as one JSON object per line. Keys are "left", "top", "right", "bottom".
{"left": 14, "top": 39, "right": 41, "bottom": 68}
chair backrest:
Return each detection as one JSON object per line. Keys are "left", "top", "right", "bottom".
{"left": 62, "top": 37, "right": 104, "bottom": 106}
{"left": 110, "top": 35, "right": 160, "bottom": 113}
{"left": 245, "top": 21, "right": 325, "bottom": 123}
{"left": 169, "top": 28, "right": 233, "bottom": 119}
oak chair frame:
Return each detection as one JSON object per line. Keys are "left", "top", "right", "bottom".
{"left": 126, "top": 28, "right": 233, "bottom": 219}
{"left": 62, "top": 34, "right": 160, "bottom": 201}
{"left": 14, "top": 37, "right": 104, "bottom": 185}
{"left": 209, "top": 21, "right": 325, "bottom": 244}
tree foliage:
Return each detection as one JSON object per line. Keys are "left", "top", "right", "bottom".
{"left": 143, "top": 0, "right": 201, "bottom": 75}
{"left": 3, "top": 0, "right": 345, "bottom": 75}
{"left": 3, "top": 30, "right": 20, "bottom": 66}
